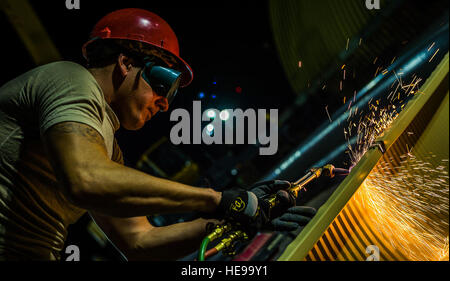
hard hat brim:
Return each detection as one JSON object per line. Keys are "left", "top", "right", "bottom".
{"left": 83, "top": 38, "right": 193, "bottom": 87}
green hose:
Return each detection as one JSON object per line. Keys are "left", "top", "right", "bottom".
{"left": 198, "top": 237, "right": 210, "bottom": 261}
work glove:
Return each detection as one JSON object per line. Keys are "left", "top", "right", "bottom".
{"left": 217, "top": 188, "right": 266, "bottom": 224}
{"left": 250, "top": 180, "right": 297, "bottom": 216}
{"left": 269, "top": 206, "right": 317, "bottom": 232}
{"left": 216, "top": 180, "right": 296, "bottom": 233}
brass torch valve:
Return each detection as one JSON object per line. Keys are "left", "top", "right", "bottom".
{"left": 214, "top": 230, "right": 249, "bottom": 256}
{"left": 206, "top": 223, "right": 233, "bottom": 242}
{"left": 321, "top": 164, "right": 335, "bottom": 178}
{"left": 201, "top": 164, "right": 340, "bottom": 259}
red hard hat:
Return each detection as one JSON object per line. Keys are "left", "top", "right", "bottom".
{"left": 82, "top": 8, "right": 193, "bottom": 87}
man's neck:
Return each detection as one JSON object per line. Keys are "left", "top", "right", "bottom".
{"left": 88, "top": 67, "right": 115, "bottom": 104}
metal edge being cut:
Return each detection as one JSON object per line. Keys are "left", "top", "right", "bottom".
{"left": 278, "top": 52, "right": 449, "bottom": 261}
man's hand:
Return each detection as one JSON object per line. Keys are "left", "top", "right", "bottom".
{"left": 269, "top": 206, "right": 316, "bottom": 232}
{"left": 217, "top": 188, "right": 261, "bottom": 221}
{"left": 250, "top": 180, "right": 297, "bottom": 211}
{"left": 215, "top": 180, "right": 296, "bottom": 233}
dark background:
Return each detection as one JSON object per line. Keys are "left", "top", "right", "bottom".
{"left": 1, "top": 0, "right": 448, "bottom": 261}
{"left": 1, "top": 1, "right": 304, "bottom": 189}
{"left": 2, "top": 0, "right": 293, "bottom": 168}
{"left": 2, "top": 0, "right": 447, "bottom": 187}
{"left": 1, "top": 0, "right": 297, "bottom": 260}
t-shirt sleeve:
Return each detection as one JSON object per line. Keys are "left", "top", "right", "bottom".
{"left": 36, "top": 63, "right": 106, "bottom": 140}
{"left": 111, "top": 138, "right": 124, "bottom": 165}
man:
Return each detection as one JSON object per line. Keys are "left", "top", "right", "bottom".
{"left": 0, "top": 8, "right": 315, "bottom": 260}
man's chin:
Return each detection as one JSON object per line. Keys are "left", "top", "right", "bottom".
{"left": 123, "top": 120, "right": 146, "bottom": 131}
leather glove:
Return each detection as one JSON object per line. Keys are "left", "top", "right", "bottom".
{"left": 197, "top": 188, "right": 261, "bottom": 224}
{"left": 216, "top": 180, "right": 296, "bottom": 234}
{"left": 250, "top": 180, "right": 297, "bottom": 219}
{"left": 269, "top": 206, "right": 317, "bottom": 231}
{"left": 216, "top": 188, "right": 271, "bottom": 237}
{"left": 217, "top": 188, "right": 263, "bottom": 223}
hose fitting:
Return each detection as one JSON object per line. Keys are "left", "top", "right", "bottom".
{"left": 214, "top": 230, "right": 249, "bottom": 256}
{"left": 207, "top": 223, "right": 232, "bottom": 241}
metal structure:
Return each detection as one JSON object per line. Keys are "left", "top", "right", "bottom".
{"left": 279, "top": 53, "right": 449, "bottom": 261}
{"left": 198, "top": 164, "right": 342, "bottom": 261}
{"left": 0, "top": 0, "right": 61, "bottom": 64}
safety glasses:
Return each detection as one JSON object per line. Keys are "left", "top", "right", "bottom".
{"left": 141, "top": 59, "right": 182, "bottom": 105}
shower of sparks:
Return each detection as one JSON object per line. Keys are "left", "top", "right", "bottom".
{"left": 340, "top": 50, "right": 448, "bottom": 259}
{"left": 345, "top": 70, "right": 423, "bottom": 166}
{"left": 356, "top": 156, "right": 449, "bottom": 261}
{"left": 345, "top": 103, "right": 398, "bottom": 166}
{"left": 440, "top": 237, "right": 450, "bottom": 261}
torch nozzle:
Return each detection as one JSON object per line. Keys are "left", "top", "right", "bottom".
{"left": 334, "top": 167, "right": 350, "bottom": 176}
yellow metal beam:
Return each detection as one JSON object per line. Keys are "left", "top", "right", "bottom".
{"left": 0, "top": 0, "right": 61, "bottom": 65}
{"left": 279, "top": 53, "right": 449, "bottom": 261}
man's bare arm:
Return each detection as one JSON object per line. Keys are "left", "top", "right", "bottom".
{"left": 91, "top": 213, "right": 219, "bottom": 260}
{"left": 43, "top": 121, "right": 221, "bottom": 217}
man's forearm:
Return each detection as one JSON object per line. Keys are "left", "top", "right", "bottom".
{"left": 73, "top": 160, "right": 221, "bottom": 217}
{"left": 127, "top": 218, "right": 216, "bottom": 261}
{"left": 44, "top": 121, "right": 222, "bottom": 218}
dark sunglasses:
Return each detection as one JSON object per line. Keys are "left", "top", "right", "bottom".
{"left": 141, "top": 59, "right": 182, "bottom": 105}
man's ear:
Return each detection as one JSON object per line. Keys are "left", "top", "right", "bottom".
{"left": 117, "top": 54, "right": 134, "bottom": 77}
